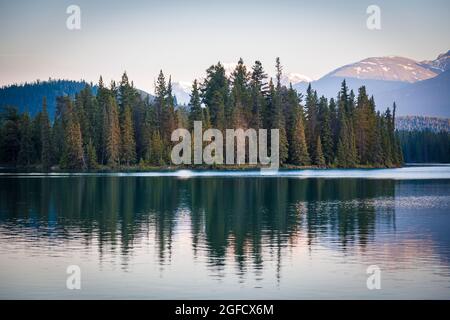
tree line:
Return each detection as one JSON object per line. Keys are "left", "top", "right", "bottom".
{"left": 0, "top": 58, "right": 403, "bottom": 170}
{"left": 398, "top": 130, "right": 450, "bottom": 163}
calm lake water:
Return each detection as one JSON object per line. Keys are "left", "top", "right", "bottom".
{"left": 1, "top": 166, "right": 450, "bottom": 299}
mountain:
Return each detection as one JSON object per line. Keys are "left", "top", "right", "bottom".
{"left": 171, "top": 81, "right": 192, "bottom": 105}
{"left": 293, "top": 77, "right": 407, "bottom": 105}
{"left": 0, "top": 80, "right": 96, "bottom": 119}
{"left": 293, "top": 51, "right": 450, "bottom": 117}
{"left": 376, "top": 69, "right": 450, "bottom": 117}
{"left": 420, "top": 50, "right": 450, "bottom": 73}
{"left": 323, "top": 56, "right": 437, "bottom": 83}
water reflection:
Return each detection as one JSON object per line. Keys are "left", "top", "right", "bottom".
{"left": 0, "top": 177, "right": 399, "bottom": 268}
{"left": 1, "top": 176, "right": 450, "bottom": 298}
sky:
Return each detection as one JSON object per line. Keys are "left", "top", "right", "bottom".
{"left": 0, "top": 0, "right": 449, "bottom": 93}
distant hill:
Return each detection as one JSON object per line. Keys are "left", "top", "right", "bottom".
{"left": 376, "top": 69, "right": 450, "bottom": 117}
{"left": 324, "top": 56, "right": 437, "bottom": 83}
{"left": 396, "top": 116, "right": 450, "bottom": 132}
{"left": 293, "top": 77, "right": 407, "bottom": 108}
{"left": 0, "top": 80, "right": 96, "bottom": 119}
{"left": 0, "top": 80, "right": 155, "bottom": 119}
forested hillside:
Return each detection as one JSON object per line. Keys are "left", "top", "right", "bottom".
{"left": 0, "top": 58, "right": 402, "bottom": 170}
{"left": 0, "top": 80, "right": 96, "bottom": 119}
{"left": 396, "top": 116, "right": 450, "bottom": 132}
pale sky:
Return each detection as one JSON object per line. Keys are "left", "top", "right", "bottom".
{"left": 1, "top": 0, "right": 449, "bottom": 93}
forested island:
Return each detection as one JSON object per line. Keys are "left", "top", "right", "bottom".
{"left": 0, "top": 58, "right": 403, "bottom": 170}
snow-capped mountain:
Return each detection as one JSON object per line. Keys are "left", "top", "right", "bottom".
{"left": 292, "top": 50, "right": 450, "bottom": 117}
{"left": 324, "top": 56, "right": 437, "bottom": 83}
{"left": 280, "top": 73, "right": 311, "bottom": 86}
{"left": 420, "top": 50, "right": 450, "bottom": 73}
{"left": 171, "top": 81, "right": 192, "bottom": 105}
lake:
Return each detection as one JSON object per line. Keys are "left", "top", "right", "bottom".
{"left": 1, "top": 166, "right": 450, "bottom": 299}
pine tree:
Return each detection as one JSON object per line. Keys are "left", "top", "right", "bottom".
{"left": 105, "top": 96, "right": 121, "bottom": 167}
{"left": 201, "top": 62, "right": 229, "bottom": 129}
{"left": 318, "top": 96, "right": 333, "bottom": 165}
{"left": 230, "top": 58, "right": 250, "bottom": 128}
{"left": 314, "top": 135, "right": 326, "bottom": 167}
{"left": 188, "top": 79, "right": 203, "bottom": 129}
{"left": 304, "top": 84, "right": 318, "bottom": 157}
{"left": 61, "top": 101, "right": 85, "bottom": 170}
{"left": 40, "top": 97, "right": 52, "bottom": 170}
{"left": 210, "top": 90, "right": 226, "bottom": 131}
{"left": 121, "top": 105, "right": 136, "bottom": 165}
{"left": 249, "top": 60, "right": 267, "bottom": 129}
{"left": 162, "top": 76, "right": 177, "bottom": 141}
{"left": 391, "top": 102, "right": 403, "bottom": 166}
{"left": 86, "top": 138, "right": 98, "bottom": 169}
{"left": 336, "top": 112, "right": 349, "bottom": 167}
{"left": 290, "top": 109, "right": 310, "bottom": 166}
{"left": 155, "top": 70, "right": 167, "bottom": 128}
{"left": 18, "top": 112, "right": 33, "bottom": 166}
{"left": 0, "top": 107, "right": 20, "bottom": 164}
{"left": 150, "top": 131, "right": 164, "bottom": 165}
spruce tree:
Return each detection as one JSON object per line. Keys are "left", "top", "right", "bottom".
{"left": 121, "top": 105, "right": 136, "bottom": 165}
{"left": 18, "top": 112, "right": 33, "bottom": 166}
{"left": 86, "top": 138, "right": 98, "bottom": 169}
{"left": 61, "top": 101, "right": 85, "bottom": 170}
{"left": 40, "top": 97, "right": 52, "bottom": 170}
{"left": 336, "top": 112, "right": 349, "bottom": 167}
{"left": 314, "top": 135, "right": 326, "bottom": 167}
{"left": 150, "top": 131, "right": 164, "bottom": 166}
{"left": 318, "top": 96, "right": 333, "bottom": 165}
{"left": 105, "top": 96, "right": 121, "bottom": 168}
{"left": 188, "top": 79, "right": 203, "bottom": 129}
{"left": 230, "top": 58, "right": 250, "bottom": 128}
{"left": 290, "top": 109, "right": 310, "bottom": 166}
{"left": 304, "top": 84, "right": 318, "bottom": 157}
{"left": 249, "top": 60, "right": 267, "bottom": 129}
{"left": 201, "top": 62, "right": 229, "bottom": 129}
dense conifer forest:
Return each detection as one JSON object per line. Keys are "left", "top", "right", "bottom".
{"left": 398, "top": 130, "right": 450, "bottom": 163}
{"left": 0, "top": 58, "right": 404, "bottom": 170}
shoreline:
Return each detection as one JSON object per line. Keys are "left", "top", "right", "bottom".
{"left": 0, "top": 163, "right": 407, "bottom": 173}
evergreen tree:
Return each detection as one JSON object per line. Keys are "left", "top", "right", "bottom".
{"left": 188, "top": 79, "right": 203, "bottom": 129}
{"left": 104, "top": 96, "right": 121, "bottom": 167}
{"left": 150, "top": 131, "right": 164, "bottom": 165}
{"left": 304, "top": 84, "right": 318, "bottom": 157}
{"left": 201, "top": 62, "right": 229, "bottom": 129}
{"left": 86, "top": 138, "right": 98, "bottom": 169}
{"left": 18, "top": 112, "right": 33, "bottom": 166}
{"left": 336, "top": 112, "right": 350, "bottom": 167}
{"left": 290, "top": 108, "right": 310, "bottom": 166}
{"left": 318, "top": 96, "right": 334, "bottom": 165}
{"left": 0, "top": 107, "right": 20, "bottom": 164}
{"left": 230, "top": 58, "right": 250, "bottom": 128}
{"left": 121, "top": 105, "right": 136, "bottom": 165}
{"left": 267, "top": 63, "right": 288, "bottom": 164}
{"left": 249, "top": 60, "right": 267, "bottom": 129}
{"left": 163, "top": 76, "right": 177, "bottom": 139}
{"left": 154, "top": 70, "right": 167, "bottom": 128}
{"left": 314, "top": 135, "right": 326, "bottom": 167}
{"left": 210, "top": 90, "right": 226, "bottom": 131}
{"left": 61, "top": 100, "right": 84, "bottom": 170}
{"left": 40, "top": 97, "right": 52, "bottom": 170}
